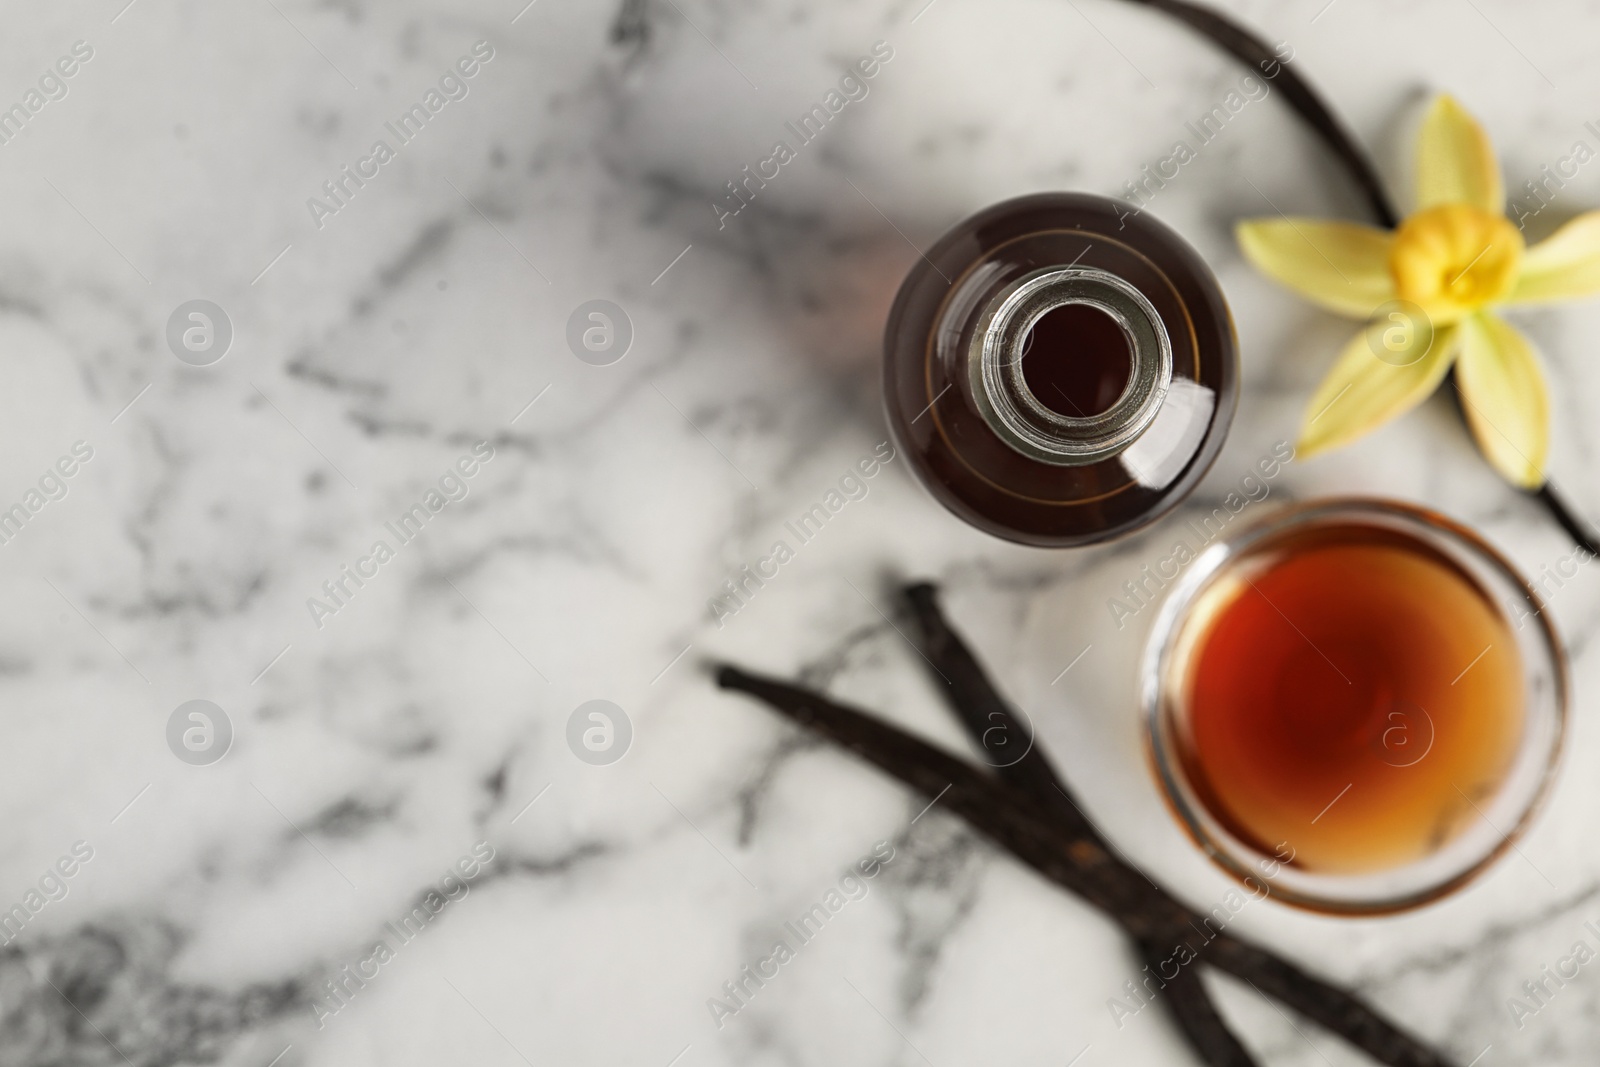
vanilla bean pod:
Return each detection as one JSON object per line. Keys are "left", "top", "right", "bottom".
{"left": 902, "top": 583, "right": 1261, "bottom": 1067}
{"left": 1117, "top": 0, "right": 1398, "bottom": 227}
{"left": 903, "top": 583, "right": 1093, "bottom": 816}
{"left": 1154, "top": 962, "right": 1260, "bottom": 1067}
{"left": 1532, "top": 483, "right": 1600, "bottom": 555}
{"left": 1110, "top": 0, "right": 1600, "bottom": 554}
{"left": 718, "top": 664, "right": 1179, "bottom": 927}
{"left": 714, "top": 664, "right": 1457, "bottom": 1067}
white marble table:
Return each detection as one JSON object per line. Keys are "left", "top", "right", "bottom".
{"left": 1, "top": 0, "right": 1598, "bottom": 1063}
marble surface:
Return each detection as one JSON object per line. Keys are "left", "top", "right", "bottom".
{"left": 4, "top": 0, "right": 1600, "bottom": 1064}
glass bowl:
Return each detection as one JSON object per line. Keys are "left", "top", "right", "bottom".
{"left": 1141, "top": 497, "right": 1567, "bottom": 914}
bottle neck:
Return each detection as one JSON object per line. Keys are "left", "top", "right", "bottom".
{"left": 968, "top": 267, "right": 1172, "bottom": 466}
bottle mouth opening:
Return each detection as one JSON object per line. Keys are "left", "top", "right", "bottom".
{"left": 1019, "top": 302, "right": 1134, "bottom": 418}
{"left": 971, "top": 267, "right": 1173, "bottom": 466}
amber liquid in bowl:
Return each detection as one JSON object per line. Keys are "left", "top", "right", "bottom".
{"left": 1167, "top": 524, "right": 1525, "bottom": 874}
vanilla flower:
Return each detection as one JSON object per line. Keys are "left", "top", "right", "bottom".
{"left": 1237, "top": 95, "right": 1600, "bottom": 487}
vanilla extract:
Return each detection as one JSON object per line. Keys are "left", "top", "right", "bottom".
{"left": 883, "top": 193, "right": 1237, "bottom": 546}
{"left": 1165, "top": 522, "right": 1525, "bottom": 873}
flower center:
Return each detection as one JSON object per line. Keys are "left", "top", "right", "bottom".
{"left": 1389, "top": 204, "right": 1522, "bottom": 320}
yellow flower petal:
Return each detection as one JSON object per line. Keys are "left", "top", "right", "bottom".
{"left": 1507, "top": 210, "right": 1600, "bottom": 304}
{"left": 1415, "top": 95, "right": 1503, "bottom": 214}
{"left": 1236, "top": 219, "right": 1395, "bottom": 318}
{"left": 1297, "top": 318, "right": 1460, "bottom": 458}
{"left": 1455, "top": 313, "right": 1549, "bottom": 488}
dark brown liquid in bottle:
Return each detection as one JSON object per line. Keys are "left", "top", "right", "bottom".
{"left": 883, "top": 193, "right": 1237, "bottom": 547}
{"left": 1021, "top": 304, "right": 1133, "bottom": 418}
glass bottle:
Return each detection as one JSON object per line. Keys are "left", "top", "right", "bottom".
{"left": 883, "top": 193, "right": 1238, "bottom": 547}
